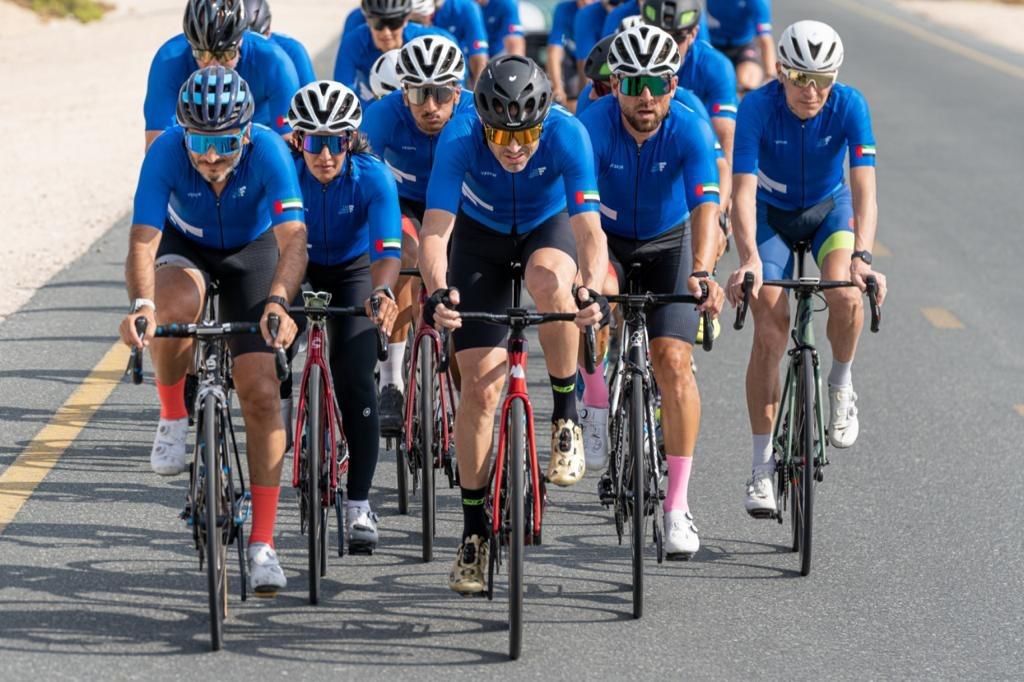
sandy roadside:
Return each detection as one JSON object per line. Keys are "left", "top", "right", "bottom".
{"left": 898, "top": 0, "right": 1024, "bottom": 56}
{"left": 0, "top": 0, "right": 356, "bottom": 322}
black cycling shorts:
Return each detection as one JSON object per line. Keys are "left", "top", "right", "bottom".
{"left": 400, "top": 197, "right": 426, "bottom": 239}
{"left": 717, "top": 41, "right": 761, "bottom": 67}
{"left": 449, "top": 211, "right": 577, "bottom": 352}
{"left": 155, "top": 225, "right": 278, "bottom": 357}
{"left": 607, "top": 222, "right": 700, "bottom": 344}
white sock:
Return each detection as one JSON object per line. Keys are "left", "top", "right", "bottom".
{"left": 751, "top": 433, "right": 773, "bottom": 475}
{"left": 347, "top": 498, "right": 370, "bottom": 514}
{"left": 828, "top": 359, "right": 853, "bottom": 388}
{"left": 379, "top": 341, "right": 406, "bottom": 391}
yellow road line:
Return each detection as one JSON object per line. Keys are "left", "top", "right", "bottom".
{"left": 0, "top": 341, "right": 129, "bottom": 535}
{"left": 874, "top": 241, "right": 892, "bottom": 258}
{"left": 921, "top": 307, "right": 964, "bottom": 330}
{"left": 830, "top": 0, "right": 1024, "bottom": 81}
{"left": 1015, "top": 405, "right": 1024, "bottom": 418}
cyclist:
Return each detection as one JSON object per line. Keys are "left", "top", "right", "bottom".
{"left": 474, "top": 0, "right": 524, "bottom": 56}
{"left": 287, "top": 81, "right": 401, "bottom": 553}
{"left": 706, "top": 0, "right": 775, "bottom": 93}
{"left": 334, "top": 0, "right": 457, "bottom": 105}
{"left": 431, "top": 0, "right": 491, "bottom": 81}
{"left": 243, "top": 0, "right": 316, "bottom": 86}
{"left": 144, "top": 0, "right": 299, "bottom": 150}
{"left": 361, "top": 35, "right": 472, "bottom": 435}
{"left": 121, "top": 67, "right": 306, "bottom": 594}
{"left": 602, "top": 0, "right": 710, "bottom": 42}
{"left": 577, "top": 24, "right": 723, "bottom": 558}
{"left": 418, "top": 56, "right": 607, "bottom": 593}
{"left": 344, "top": 0, "right": 438, "bottom": 38}
{"left": 546, "top": 0, "right": 592, "bottom": 109}
{"left": 368, "top": 49, "right": 403, "bottom": 101}
{"left": 574, "top": 0, "right": 620, "bottom": 68}
{"left": 724, "top": 21, "right": 888, "bottom": 517}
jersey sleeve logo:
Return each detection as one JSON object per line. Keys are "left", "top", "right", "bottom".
{"left": 576, "top": 190, "right": 600, "bottom": 205}
{"left": 375, "top": 238, "right": 402, "bottom": 252}
{"left": 711, "top": 103, "right": 738, "bottom": 115}
{"left": 274, "top": 198, "right": 304, "bottom": 214}
{"left": 473, "top": 40, "right": 489, "bottom": 50}
{"left": 695, "top": 183, "right": 720, "bottom": 197}
{"left": 855, "top": 144, "right": 877, "bottom": 158}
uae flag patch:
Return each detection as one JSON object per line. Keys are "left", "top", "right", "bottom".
{"left": 576, "top": 190, "right": 600, "bottom": 205}
{"left": 375, "top": 238, "right": 401, "bottom": 252}
{"left": 274, "top": 198, "right": 303, "bottom": 214}
{"left": 855, "top": 144, "right": 877, "bottom": 158}
{"left": 695, "top": 183, "right": 720, "bottom": 197}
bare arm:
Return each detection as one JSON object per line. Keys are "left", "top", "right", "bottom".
{"left": 418, "top": 208, "right": 460, "bottom": 328}
{"left": 547, "top": 45, "right": 566, "bottom": 99}
{"left": 688, "top": 203, "right": 725, "bottom": 316}
{"left": 716, "top": 157, "right": 732, "bottom": 216}
{"left": 712, "top": 118, "right": 736, "bottom": 166}
{"left": 119, "top": 225, "right": 162, "bottom": 347}
{"left": 849, "top": 165, "right": 887, "bottom": 303}
{"left": 504, "top": 35, "right": 526, "bottom": 56}
{"left": 757, "top": 35, "right": 777, "bottom": 79}
{"left": 725, "top": 173, "right": 763, "bottom": 305}
{"left": 261, "top": 220, "right": 308, "bottom": 347}
{"left": 569, "top": 211, "right": 607, "bottom": 294}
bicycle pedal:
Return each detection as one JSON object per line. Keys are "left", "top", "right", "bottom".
{"left": 665, "top": 552, "right": 694, "bottom": 562}
{"left": 348, "top": 541, "right": 376, "bottom": 556}
{"left": 746, "top": 508, "right": 776, "bottom": 520}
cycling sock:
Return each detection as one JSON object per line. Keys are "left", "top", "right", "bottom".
{"left": 549, "top": 374, "right": 579, "bottom": 423}
{"left": 346, "top": 498, "right": 370, "bottom": 514}
{"left": 580, "top": 365, "right": 609, "bottom": 408}
{"left": 156, "top": 377, "right": 188, "bottom": 420}
{"left": 380, "top": 341, "right": 406, "bottom": 392}
{"left": 751, "top": 433, "right": 773, "bottom": 475}
{"left": 664, "top": 455, "right": 692, "bottom": 514}
{"left": 460, "top": 485, "right": 488, "bottom": 540}
{"left": 828, "top": 359, "right": 853, "bottom": 388}
{"left": 249, "top": 485, "right": 281, "bottom": 547}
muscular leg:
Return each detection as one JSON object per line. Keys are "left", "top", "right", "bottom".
{"left": 151, "top": 266, "right": 204, "bottom": 385}
{"left": 452, "top": 347, "right": 508, "bottom": 489}
{"left": 232, "top": 354, "right": 285, "bottom": 488}
{"left": 745, "top": 286, "right": 791, "bottom": 435}
{"left": 525, "top": 247, "right": 579, "bottom": 383}
{"left": 820, "top": 248, "right": 864, "bottom": 365}
{"left": 735, "top": 61, "right": 764, "bottom": 93}
{"left": 651, "top": 338, "right": 700, "bottom": 459}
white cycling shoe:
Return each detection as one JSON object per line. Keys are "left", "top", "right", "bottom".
{"left": 580, "top": 406, "right": 609, "bottom": 471}
{"left": 150, "top": 417, "right": 189, "bottom": 476}
{"left": 346, "top": 505, "right": 380, "bottom": 555}
{"left": 828, "top": 384, "right": 859, "bottom": 449}
{"left": 664, "top": 510, "right": 699, "bottom": 560}
{"left": 744, "top": 470, "right": 777, "bottom": 518}
{"left": 248, "top": 543, "right": 287, "bottom": 596}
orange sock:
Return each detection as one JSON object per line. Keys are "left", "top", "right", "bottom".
{"left": 249, "top": 485, "right": 280, "bottom": 547}
{"left": 157, "top": 377, "right": 188, "bottom": 420}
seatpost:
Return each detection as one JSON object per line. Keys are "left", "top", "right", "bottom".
{"left": 511, "top": 260, "right": 523, "bottom": 308}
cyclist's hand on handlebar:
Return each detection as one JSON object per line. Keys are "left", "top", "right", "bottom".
{"left": 688, "top": 275, "right": 725, "bottom": 318}
{"left": 119, "top": 310, "right": 155, "bottom": 349}
{"left": 424, "top": 287, "right": 461, "bottom": 330}
{"left": 574, "top": 286, "right": 609, "bottom": 330}
{"left": 726, "top": 261, "right": 763, "bottom": 307}
{"left": 365, "top": 289, "right": 399, "bottom": 336}
{"left": 261, "top": 302, "right": 297, "bottom": 348}
{"left": 851, "top": 259, "right": 887, "bottom": 306}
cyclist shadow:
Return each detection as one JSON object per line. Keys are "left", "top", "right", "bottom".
{"left": 693, "top": 536, "right": 803, "bottom": 579}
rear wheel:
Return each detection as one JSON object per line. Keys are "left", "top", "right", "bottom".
{"left": 507, "top": 399, "right": 526, "bottom": 661}
{"left": 418, "top": 340, "right": 435, "bottom": 563}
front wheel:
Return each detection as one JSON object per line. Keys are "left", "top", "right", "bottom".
{"left": 507, "top": 399, "right": 526, "bottom": 661}
{"left": 417, "top": 340, "right": 436, "bottom": 563}
{"left": 798, "top": 349, "right": 817, "bottom": 576}
{"left": 628, "top": 370, "right": 645, "bottom": 620}
{"left": 202, "top": 398, "right": 225, "bottom": 651}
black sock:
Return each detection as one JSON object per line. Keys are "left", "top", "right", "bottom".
{"left": 460, "top": 485, "right": 488, "bottom": 540}
{"left": 549, "top": 373, "right": 579, "bottom": 423}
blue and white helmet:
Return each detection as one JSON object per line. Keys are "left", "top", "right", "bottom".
{"left": 176, "top": 66, "right": 254, "bottom": 132}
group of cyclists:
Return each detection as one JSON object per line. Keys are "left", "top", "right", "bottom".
{"left": 119, "top": 0, "right": 888, "bottom": 600}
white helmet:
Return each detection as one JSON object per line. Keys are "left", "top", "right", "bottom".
{"left": 777, "top": 20, "right": 844, "bottom": 73}
{"left": 410, "top": 0, "right": 434, "bottom": 15}
{"left": 287, "top": 80, "right": 362, "bottom": 133}
{"left": 619, "top": 15, "right": 644, "bottom": 32}
{"left": 607, "top": 24, "right": 682, "bottom": 77}
{"left": 369, "top": 50, "right": 402, "bottom": 99}
{"left": 396, "top": 34, "right": 466, "bottom": 86}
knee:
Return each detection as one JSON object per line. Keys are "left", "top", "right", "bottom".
{"left": 526, "top": 265, "right": 566, "bottom": 306}
{"left": 653, "top": 347, "right": 696, "bottom": 398}
{"left": 460, "top": 375, "right": 503, "bottom": 415}
{"left": 751, "top": 312, "right": 789, "bottom": 361}
{"left": 829, "top": 288, "right": 863, "bottom": 322}
{"left": 155, "top": 280, "right": 201, "bottom": 324}
{"left": 237, "top": 375, "right": 280, "bottom": 422}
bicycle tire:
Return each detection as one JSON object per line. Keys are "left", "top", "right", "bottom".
{"left": 799, "top": 349, "right": 816, "bottom": 576}
{"left": 203, "top": 398, "right": 225, "bottom": 651}
{"left": 508, "top": 398, "right": 526, "bottom": 660}
{"left": 396, "top": 439, "right": 410, "bottom": 515}
{"left": 307, "top": 364, "right": 323, "bottom": 605}
{"left": 418, "top": 340, "right": 435, "bottom": 563}
{"left": 629, "top": 367, "right": 645, "bottom": 620}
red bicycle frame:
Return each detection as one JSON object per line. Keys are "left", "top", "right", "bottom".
{"left": 403, "top": 287, "right": 457, "bottom": 459}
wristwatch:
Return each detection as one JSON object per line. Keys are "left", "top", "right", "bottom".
{"left": 373, "top": 285, "right": 396, "bottom": 301}
{"left": 129, "top": 298, "right": 155, "bottom": 314}
{"left": 851, "top": 250, "right": 873, "bottom": 265}
{"left": 265, "top": 295, "right": 289, "bottom": 310}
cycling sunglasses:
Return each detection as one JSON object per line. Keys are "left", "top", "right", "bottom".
{"left": 618, "top": 75, "right": 673, "bottom": 97}
{"left": 369, "top": 15, "right": 408, "bottom": 31}
{"left": 185, "top": 130, "right": 244, "bottom": 156}
{"left": 405, "top": 84, "right": 457, "bottom": 106}
{"left": 782, "top": 68, "right": 838, "bottom": 90}
{"left": 300, "top": 133, "right": 351, "bottom": 155}
{"left": 483, "top": 124, "right": 544, "bottom": 146}
{"left": 592, "top": 80, "right": 612, "bottom": 97}
{"left": 191, "top": 46, "right": 239, "bottom": 63}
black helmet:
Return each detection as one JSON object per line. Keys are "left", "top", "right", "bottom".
{"left": 584, "top": 34, "right": 616, "bottom": 83}
{"left": 640, "top": 0, "right": 702, "bottom": 33}
{"left": 184, "top": 0, "right": 248, "bottom": 52}
{"left": 361, "top": 0, "right": 412, "bottom": 19}
{"left": 177, "top": 66, "right": 255, "bottom": 132}
{"left": 474, "top": 55, "right": 551, "bottom": 130}
{"left": 243, "top": 0, "right": 272, "bottom": 34}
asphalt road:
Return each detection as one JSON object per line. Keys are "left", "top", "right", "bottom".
{"left": 2, "top": 0, "right": 1023, "bottom": 678}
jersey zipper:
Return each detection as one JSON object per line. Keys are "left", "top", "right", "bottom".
{"left": 511, "top": 172, "right": 518, "bottom": 238}
{"left": 632, "top": 141, "right": 643, "bottom": 242}
{"left": 800, "top": 122, "right": 806, "bottom": 208}
{"left": 322, "top": 184, "right": 329, "bottom": 265}
{"left": 216, "top": 197, "right": 225, "bottom": 250}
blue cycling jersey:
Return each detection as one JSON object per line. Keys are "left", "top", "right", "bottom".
{"left": 333, "top": 23, "right": 457, "bottom": 105}
{"left": 579, "top": 96, "right": 719, "bottom": 240}
{"left": 133, "top": 125, "right": 304, "bottom": 250}
{"left": 297, "top": 153, "right": 402, "bottom": 267}
{"left": 426, "top": 107, "right": 600, "bottom": 233}
{"left": 733, "top": 80, "right": 877, "bottom": 211}
{"left": 573, "top": 3, "right": 608, "bottom": 65}
{"left": 342, "top": 7, "right": 366, "bottom": 39}
{"left": 480, "top": 0, "right": 523, "bottom": 56}
{"left": 144, "top": 32, "right": 299, "bottom": 135}
{"left": 601, "top": 1, "right": 710, "bottom": 43}
{"left": 361, "top": 89, "right": 476, "bottom": 204}
{"left": 549, "top": 1, "right": 579, "bottom": 56}
{"left": 678, "top": 39, "right": 738, "bottom": 120}
{"left": 434, "top": 0, "right": 490, "bottom": 56}
{"left": 706, "top": 0, "right": 772, "bottom": 48}
{"left": 271, "top": 32, "right": 316, "bottom": 86}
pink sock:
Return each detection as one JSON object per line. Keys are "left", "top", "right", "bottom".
{"left": 664, "top": 455, "right": 692, "bottom": 513}
{"left": 580, "top": 365, "right": 608, "bottom": 408}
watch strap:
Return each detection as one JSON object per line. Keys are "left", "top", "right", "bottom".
{"left": 265, "top": 295, "right": 289, "bottom": 310}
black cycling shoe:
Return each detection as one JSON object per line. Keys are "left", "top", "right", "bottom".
{"left": 378, "top": 384, "right": 405, "bottom": 436}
